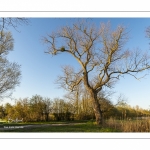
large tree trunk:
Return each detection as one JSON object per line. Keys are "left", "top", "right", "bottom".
{"left": 83, "top": 73, "right": 103, "bottom": 125}
{"left": 89, "top": 89, "right": 103, "bottom": 125}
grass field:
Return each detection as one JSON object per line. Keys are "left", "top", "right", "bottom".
{"left": 1, "top": 119, "right": 150, "bottom": 132}
{"left": 0, "top": 120, "right": 118, "bottom": 132}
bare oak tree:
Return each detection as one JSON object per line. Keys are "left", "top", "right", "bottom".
{"left": 43, "top": 20, "right": 150, "bottom": 125}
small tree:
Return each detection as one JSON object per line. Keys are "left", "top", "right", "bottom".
{"left": 43, "top": 20, "right": 150, "bottom": 125}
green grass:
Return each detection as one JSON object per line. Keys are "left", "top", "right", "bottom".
{"left": 1, "top": 119, "right": 150, "bottom": 132}
{"left": 0, "top": 120, "right": 87, "bottom": 127}
{"left": 27, "top": 125, "right": 118, "bottom": 132}
{"left": 0, "top": 121, "right": 119, "bottom": 132}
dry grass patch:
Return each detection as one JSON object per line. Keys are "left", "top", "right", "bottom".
{"left": 105, "top": 117, "right": 150, "bottom": 132}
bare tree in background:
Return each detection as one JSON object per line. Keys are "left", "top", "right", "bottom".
{"left": 43, "top": 20, "right": 150, "bottom": 125}
{"left": 0, "top": 18, "right": 28, "bottom": 100}
{"left": 64, "top": 84, "right": 82, "bottom": 116}
{"left": 0, "top": 59, "right": 21, "bottom": 99}
{"left": 0, "top": 18, "right": 28, "bottom": 31}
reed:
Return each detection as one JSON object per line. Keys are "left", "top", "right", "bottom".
{"left": 105, "top": 117, "right": 150, "bottom": 132}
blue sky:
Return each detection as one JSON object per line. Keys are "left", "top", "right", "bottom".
{"left": 1, "top": 18, "right": 150, "bottom": 109}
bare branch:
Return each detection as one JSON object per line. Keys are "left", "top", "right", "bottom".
{"left": 56, "top": 65, "right": 83, "bottom": 92}
{"left": 0, "top": 18, "right": 29, "bottom": 31}
{"left": 0, "top": 59, "right": 21, "bottom": 99}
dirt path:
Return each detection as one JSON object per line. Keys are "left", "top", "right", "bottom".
{"left": 0, "top": 123, "right": 86, "bottom": 131}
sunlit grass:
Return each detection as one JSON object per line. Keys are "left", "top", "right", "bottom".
{"left": 0, "top": 121, "right": 118, "bottom": 132}
{"left": 1, "top": 119, "right": 150, "bottom": 132}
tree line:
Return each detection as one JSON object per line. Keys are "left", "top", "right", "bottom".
{"left": 0, "top": 93, "right": 150, "bottom": 122}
